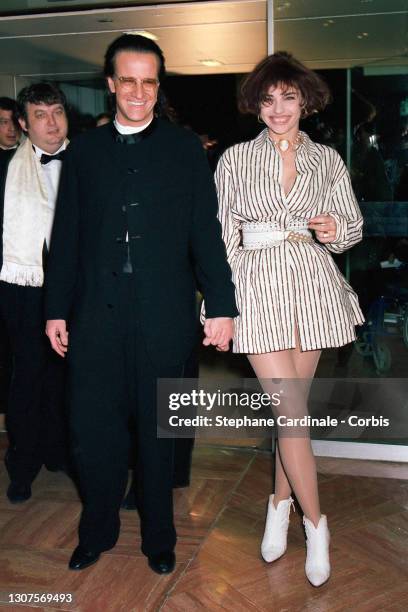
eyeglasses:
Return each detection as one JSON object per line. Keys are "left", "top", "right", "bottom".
{"left": 114, "top": 76, "right": 159, "bottom": 92}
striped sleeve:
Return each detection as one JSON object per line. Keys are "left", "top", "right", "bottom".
{"left": 326, "top": 153, "right": 363, "bottom": 254}
{"left": 214, "top": 149, "right": 241, "bottom": 264}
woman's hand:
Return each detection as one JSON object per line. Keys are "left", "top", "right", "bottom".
{"left": 308, "top": 214, "right": 337, "bottom": 244}
{"left": 203, "top": 317, "right": 234, "bottom": 351}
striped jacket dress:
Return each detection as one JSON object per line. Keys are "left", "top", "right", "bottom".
{"left": 215, "top": 129, "right": 364, "bottom": 354}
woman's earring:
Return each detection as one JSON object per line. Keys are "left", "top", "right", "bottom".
{"left": 257, "top": 114, "right": 264, "bottom": 124}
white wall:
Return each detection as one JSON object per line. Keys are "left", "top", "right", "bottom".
{"left": 59, "top": 83, "right": 107, "bottom": 117}
{"left": 6, "top": 75, "right": 108, "bottom": 118}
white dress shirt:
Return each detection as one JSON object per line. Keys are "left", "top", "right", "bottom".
{"left": 32, "top": 142, "right": 66, "bottom": 247}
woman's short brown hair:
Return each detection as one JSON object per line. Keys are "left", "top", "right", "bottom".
{"left": 239, "top": 51, "right": 331, "bottom": 118}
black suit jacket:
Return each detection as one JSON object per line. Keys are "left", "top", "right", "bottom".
{"left": 45, "top": 119, "right": 238, "bottom": 367}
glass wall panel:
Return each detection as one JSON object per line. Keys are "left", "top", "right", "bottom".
{"left": 349, "top": 67, "right": 408, "bottom": 380}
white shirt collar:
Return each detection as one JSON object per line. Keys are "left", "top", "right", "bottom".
{"left": 114, "top": 116, "right": 153, "bottom": 135}
{"left": 32, "top": 141, "right": 67, "bottom": 159}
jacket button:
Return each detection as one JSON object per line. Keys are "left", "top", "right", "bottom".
{"left": 127, "top": 168, "right": 139, "bottom": 174}
{"left": 121, "top": 205, "right": 126, "bottom": 212}
{"left": 112, "top": 271, "right": 118, "bottom": 277}
{"left": 107, "top": 304, "right": 114, "bottom": 309}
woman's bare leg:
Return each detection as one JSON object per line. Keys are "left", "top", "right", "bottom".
{"left": 274, "top": 443, "right": 292, "bottom": 504}
{"left": 248, "top": 344, "right": 322, "bottom": 526}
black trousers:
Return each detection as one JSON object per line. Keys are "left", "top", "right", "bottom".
{"left": 0, "top": 281, "right": 67, "bottom": 484}
{"left": 0, "top": 313, "right": 11, "bottom": 410}
{"left": 127, "top": 347, "right": 197, "bottom": 487}
{"left": 69, "top": 275, "right": 183, "bottom": 556}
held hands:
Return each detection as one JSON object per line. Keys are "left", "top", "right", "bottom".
{"left": 308, "top": 214, "right": 337, "bottom": 244}
{"left": 203, "top": 317, "right": 234, "bottom": 352}
{"left": 46, "top": 319, "right": 69, "bottom": 357}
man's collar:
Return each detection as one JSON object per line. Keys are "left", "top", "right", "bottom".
{"left": 112, "top": 117, "right": 157, "bottom": 145}
{"left": 32, "top": 140, "right": 67, "bottom": 159}
{"left": 114, "top": 115, "right": 153, "bottom": 135}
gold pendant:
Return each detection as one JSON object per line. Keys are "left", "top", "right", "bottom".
{"left": 271, "top": 132, "right": 302, "bottom": 152}
{"left": 278, "top": 139, "right": 290, "bottom": 152}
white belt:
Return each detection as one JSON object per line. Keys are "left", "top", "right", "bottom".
{"left": 241, "top": 222, "right": 313, "bottom": 250}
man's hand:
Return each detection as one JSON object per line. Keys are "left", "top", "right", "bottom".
{"left": 46, "top": 319, "right": 69, "bottom": 357}
{"left": 203, "top": 317, "right": 234, "bottom": 352}
{"left": 308, "top": 214, "right": 337, "bottom": 244}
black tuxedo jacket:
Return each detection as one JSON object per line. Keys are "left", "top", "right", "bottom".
{"left": 45, "top": 119, "right": 238, "bottom": 367}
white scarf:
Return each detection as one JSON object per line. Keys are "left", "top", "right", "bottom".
{"left": 0, "top": 137, "right": 65, "bottom": 287}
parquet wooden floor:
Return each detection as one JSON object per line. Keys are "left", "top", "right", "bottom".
{"left": 0, "top": 434, "right": 407, "bottom": 611}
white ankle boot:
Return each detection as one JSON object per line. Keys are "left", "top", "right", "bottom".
{"left": 303, "top": 514, "right": 331, "bottom": 587}
{"left": 261, "top": 494, "right": 294, "bottom": 563}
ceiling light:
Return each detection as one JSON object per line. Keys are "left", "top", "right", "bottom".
{"left": 123, "top": 30, "right": 158, "bottom": 41}
{"left": 199, "top": 59, "right": 224, "bottom": 67}
{"left": 276, "top": 1, "right": 291, "bottom": 10}
{"left": 357, "top": 32, "right": 369, "bottom": 38}
{"left": 98, "top": 18, "right": 113, "bottom": 23}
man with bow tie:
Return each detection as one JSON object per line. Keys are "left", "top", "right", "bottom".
{"left": 45, "top": 34, "right": 237, "bottom": 575}
{"left": 0, "top": 82, "right": 69, "bottom": 504}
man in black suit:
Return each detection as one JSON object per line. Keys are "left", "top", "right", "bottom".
{"left": 0, "top": 98, "right": 20, "bottom": 414}
{"left": 0, "top": 97, "right": 20, "bottom": 153}
{"left": 0, "top": 83, "right": 68, "bottom": 503}
{"left": 45, "top": 35, "right": 237, "bottom": 574}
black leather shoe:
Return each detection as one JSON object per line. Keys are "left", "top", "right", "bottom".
{"left": 7, "top": 482, "right": 32, "bottom": 504}
{"left": 148, "top": 550, "right": 175, "bottom": 574}
{"left": 69, "top": 546, "right": 100, "bottom": 571}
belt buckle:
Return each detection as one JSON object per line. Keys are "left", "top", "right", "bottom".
{"left": 286, "top": 231, "right": 311, "bottom": 243}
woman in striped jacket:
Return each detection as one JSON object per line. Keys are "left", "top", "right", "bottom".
{"left": 214, "top": 52, "right": 364, "bottom": 587}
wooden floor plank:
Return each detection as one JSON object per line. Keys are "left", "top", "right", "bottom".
{"left": 1, "top": 434, "right": 407, "bottom": 611}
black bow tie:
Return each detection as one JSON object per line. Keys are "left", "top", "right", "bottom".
{"left": 40, "top": 151, "right": 65, "bottom": 165}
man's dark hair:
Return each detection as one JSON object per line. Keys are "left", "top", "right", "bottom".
{"left": 0, "top": 96, "right": 18, "bottom": 115}
{"left": 104, "top": 34, "right": 166, "bottom": 81}
{"left": 16, "top": 82, "right": 67, "bottom": 124}
{"left": 104, "top": 34, "right": 168, "bottom": 117}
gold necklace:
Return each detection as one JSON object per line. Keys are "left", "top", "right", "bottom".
{"left": 271, "top": 132, "right": 302, "bottom": 153}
